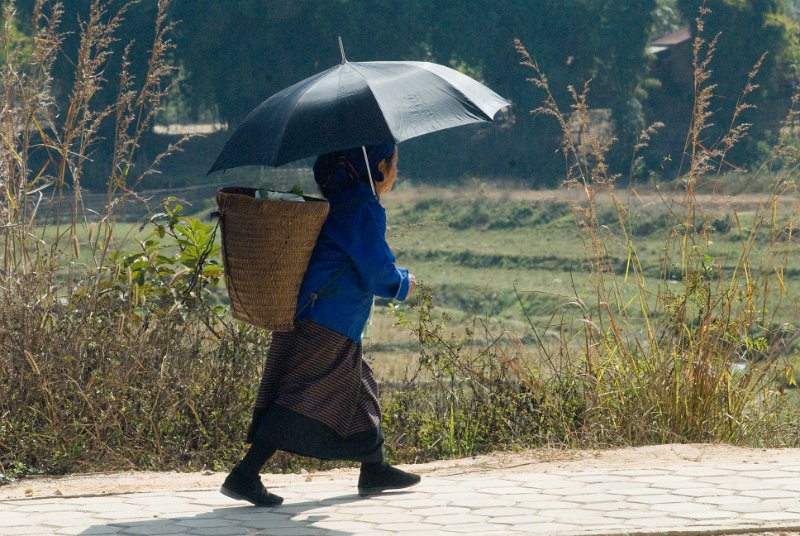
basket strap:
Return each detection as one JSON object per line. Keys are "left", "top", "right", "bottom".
{"left": 292, "top": 198, "right": 365, "bottom": 318}
{"left": 294, "top": 199, "right": 370, "bottom": 319}
{"left": 294, "top": 260, "right": 353, "bottom": 319}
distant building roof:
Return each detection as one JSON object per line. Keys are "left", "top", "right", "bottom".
{"left": 652, "top": 26, "right": 690, "bottom": 47}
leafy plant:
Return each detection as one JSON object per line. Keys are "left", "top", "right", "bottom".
{"left": 382, "top": 285, "right": 583, "bottom": 462}
{"left": 108, "top": 198, "right": 223, "bottom": 317}
{"left": 0, "top": 0, "right": 259, "bottom": 480}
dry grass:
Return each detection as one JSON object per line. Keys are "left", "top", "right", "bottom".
{"left": 510, "top": 8, "right": 800, "bottom": 446}
{"left": 0, "top": 0, "right": 263, "bottom": 480}
{"left": 379, "top": 8, "right": 800, "bottom": 462}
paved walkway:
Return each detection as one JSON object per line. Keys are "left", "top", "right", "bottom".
{"left": 3, "top": 448, "right": 800, "bottom": 535}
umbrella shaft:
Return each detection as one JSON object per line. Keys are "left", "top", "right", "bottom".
{"left": 361, "top": 146, "right": 377, "bottom": 198}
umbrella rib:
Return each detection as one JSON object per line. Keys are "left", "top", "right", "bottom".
{"left": 413, "top": 61, "right": 505, "bottom": 120}
{"left": 352, "top": 62, "right": 496, "bottom": 138}
{"left": 346, "top": 63, "right": 398, "bottom": 141}
{"left": 439, "top": 77, "right": 494, "bottom": 122}
{"left": 271, "top": 68, "right": 338, "bottom": 165}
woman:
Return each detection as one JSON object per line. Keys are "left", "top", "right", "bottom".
{"left": 221, "top": 144, "right": 420, "bottom": 506}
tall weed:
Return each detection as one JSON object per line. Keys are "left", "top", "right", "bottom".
{"left": 382, "top": 285, "right": 583, "bottom": 463}
{"left": 512, "top": 7, "right": 800, "bottom": 446}
{"left": 0, "top": 0, "right": 265, "bottom": 481}
{"left": 381, "top": 8, "right": 800, "bottom": 461}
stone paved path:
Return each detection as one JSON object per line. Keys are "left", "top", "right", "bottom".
{"left": 3, "top": 456, "right": 800, "bottom": 535}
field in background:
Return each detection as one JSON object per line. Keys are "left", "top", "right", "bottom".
{"left": 51, "top": 179, "right": 800, "bottom": 383}
{"left": 367, "top": 183, "right": 800, "bottom": 380}
{"left": 13, "top": 175, "right": 800, "bottom": 478}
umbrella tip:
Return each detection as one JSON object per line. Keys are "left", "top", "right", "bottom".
{"left": 338, "top": 36, "right": 347, "bottom": 63}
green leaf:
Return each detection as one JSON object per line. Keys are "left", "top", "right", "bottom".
{"left": 202, "top": 265, "right": 223, "bottom": 277}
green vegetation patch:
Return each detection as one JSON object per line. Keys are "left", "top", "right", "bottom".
{"left": 392, "top": 198, "right": 573, "bottom": 230}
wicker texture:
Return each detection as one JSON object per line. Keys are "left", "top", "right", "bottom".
{"left": 216, "top": 187, "right": 329, "bottom": 331}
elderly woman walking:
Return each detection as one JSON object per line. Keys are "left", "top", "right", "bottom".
{"left": 220, "top": 144, "right": 420, "bottom": 506}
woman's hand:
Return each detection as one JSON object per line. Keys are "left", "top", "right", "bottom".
{"left": 407, "top": 273, "right": 416, "bottom": 296}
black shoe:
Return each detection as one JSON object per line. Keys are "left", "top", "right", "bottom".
{"left": 358, "top": 464, "right": 421, "bottom": 496}
{"left": 220, "top": 469, "right": 283, "bottom": 506}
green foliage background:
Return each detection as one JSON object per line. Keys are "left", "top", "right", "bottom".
{"left": 4, "top": 0, "right": 799, "bottom": 184}
{"left": 672, "top": 0, "right": 800, "bottom": 165}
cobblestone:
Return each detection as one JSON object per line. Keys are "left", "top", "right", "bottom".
{"left": 4, "top": 460, "right": 800, "bottom": 534}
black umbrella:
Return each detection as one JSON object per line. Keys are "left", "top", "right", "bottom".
{"left": 208, "top": 48, "right": 510, "bottom": 174}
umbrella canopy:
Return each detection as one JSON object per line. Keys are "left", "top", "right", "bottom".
{"left": 208, "top": 60, "right": 510, "bottom": 173}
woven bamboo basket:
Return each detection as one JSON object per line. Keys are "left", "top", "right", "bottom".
{"left": 216, "top": 187, "right": 329, "bottom": 331}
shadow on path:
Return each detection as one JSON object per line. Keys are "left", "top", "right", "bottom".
{"left": 78, "top": 493, "right": 374, "bottom": 536}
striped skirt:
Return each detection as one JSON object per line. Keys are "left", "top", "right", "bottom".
{"left": 246, "top": 319, "right": 383, "bottom": 460}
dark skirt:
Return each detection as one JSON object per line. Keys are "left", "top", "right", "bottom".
{"left": 246, "top": 319, "right": 383, "bottom": 462}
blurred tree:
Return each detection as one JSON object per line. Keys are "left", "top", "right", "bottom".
{"left": 9, "top": 0, "right": 161, "bottom": 117}
{"left": 653, "top": 0, "right": 684, "bottom": 37}
{"left": 15, "top": 0, "right": 764, "bottom": 185}
{"left": 169, "top": 0, "right": 429, "bottom": 126}
{"left": 0, "top": 4, "right": 33, "bottom": 66}
{"left": 419, "top": 0, "right": 655, "bottom": 181}
{"left": 595, "top": 0, "right": 658, "bottom": 172}
{"left": 6, "top": 1, "right": 667, "bottom": 185}
{"left": 7, "top": 0, "right": 168, "bottom": 189}
{"left": 672, "top": 0, "right": 800, "bottom": 168}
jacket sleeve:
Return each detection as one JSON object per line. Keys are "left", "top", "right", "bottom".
{"left": 341, "top": 202, "right": 411, "bottom": 301}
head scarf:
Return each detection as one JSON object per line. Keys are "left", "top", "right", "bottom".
{"left": 313, "top": 144, "right": 396, "bottom": 197}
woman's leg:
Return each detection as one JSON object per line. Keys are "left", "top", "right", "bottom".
{"left": 220, "top": 421, "right": 283, "bottom": 506}
{"left": 235, "top": 440, "right": 277, "bottom": 478}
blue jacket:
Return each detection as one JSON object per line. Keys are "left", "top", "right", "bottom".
{"left": 295, "top": 181, "right": 411, "bottom": 340}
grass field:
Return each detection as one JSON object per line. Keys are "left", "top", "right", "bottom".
{"left": 365, "top": 182, "right": 800, "bottom": 380}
